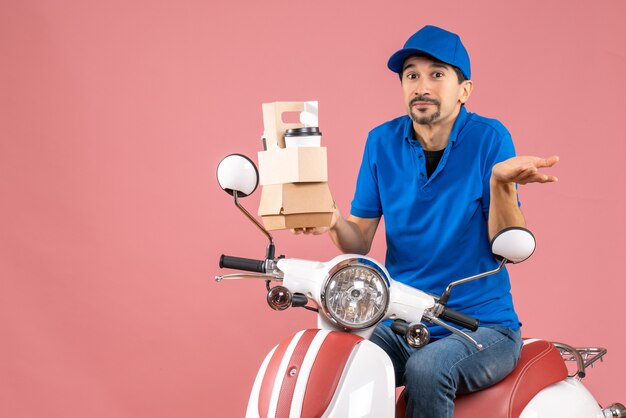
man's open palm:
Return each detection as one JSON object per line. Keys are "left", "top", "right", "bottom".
{"left": 492, "top": 155, "right": 559, "bottom": 185}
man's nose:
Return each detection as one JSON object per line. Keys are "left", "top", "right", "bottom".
{"left": 413, "top": 78, "right": 431, "bottom": 95}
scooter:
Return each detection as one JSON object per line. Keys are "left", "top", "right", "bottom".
{"left": 214, "top": 154, "right": 625, "bottom": 418}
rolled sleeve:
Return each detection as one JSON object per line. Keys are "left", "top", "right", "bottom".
{"left": 350, "top": 135, "right": 383, "bottom": 219}
{"left": 481, "top": 128, "right": 520, "bottom": 217}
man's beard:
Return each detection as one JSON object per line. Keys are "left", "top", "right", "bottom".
{"left": 409, "top": 96, "right": 441, "bottom": 125}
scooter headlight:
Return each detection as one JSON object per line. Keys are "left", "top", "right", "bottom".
{"left": 320, "top": 258, "right": 390, "bottom": 330}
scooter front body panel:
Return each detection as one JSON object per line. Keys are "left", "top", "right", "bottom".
{"left": 321, "top": 338, "right": 395, "bottom": 417}
{"left": 246, "top": 329, "right": 395, "bottom": 418}
{"left": 519, "top": 378, "right": 603, "bottom": 418}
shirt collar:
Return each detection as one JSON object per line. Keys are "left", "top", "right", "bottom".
{"left": 448, "top": 105, "right": 468, "bottom": 145}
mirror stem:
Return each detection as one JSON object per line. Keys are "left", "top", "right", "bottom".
{"left": 439, "top": 258, "right": 507, "bottom": 305}
{"left": 233, "top": 192, "right": 275, "bottom": 258}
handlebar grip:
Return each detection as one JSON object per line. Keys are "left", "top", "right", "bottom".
{"left": 219, "top": 255, "right": 266, "bottom": 273}
{"left": 440, "top": 308, "right": 480, "bottom": 332}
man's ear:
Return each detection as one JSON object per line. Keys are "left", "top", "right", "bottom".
{"left": 459, "top": 80, "right": 473, "bottom": 104}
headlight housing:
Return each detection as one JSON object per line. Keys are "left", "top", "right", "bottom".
{"left": 320, "top": 258, "right": 390, "bottom": 330}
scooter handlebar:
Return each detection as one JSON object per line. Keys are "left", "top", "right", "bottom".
{"left": 439, "top": 307, "right": 480, "bottom": 332}
{"left": 220, "top": 255, "right": 266, "bottom": 273}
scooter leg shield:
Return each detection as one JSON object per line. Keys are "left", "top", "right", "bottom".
{"left": 246, "top": 329, "right": 395, "bottom": 418}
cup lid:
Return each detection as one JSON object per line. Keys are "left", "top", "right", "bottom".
{"left": 285, "top": 127, "right": 322, "bottom": 137}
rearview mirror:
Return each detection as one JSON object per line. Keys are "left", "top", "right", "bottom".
{"left": 216, "top": 154, "right": 259, "bottom": 197}
{"left": 491, "top": 227, "right": 536, "bottom": 263}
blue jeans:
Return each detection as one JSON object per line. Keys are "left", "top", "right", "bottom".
{"left": 371, "top": 323, "right": 522, "bottom": 418}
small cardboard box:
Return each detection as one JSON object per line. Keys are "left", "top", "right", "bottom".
{"left": 258, "top": 147, "right": 328, "bottom": 185}
{"left": 258, "top": 182, "right": 334, "bottom": 230}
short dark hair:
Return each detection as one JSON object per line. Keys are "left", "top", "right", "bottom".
{"left": 399, "top": 53, "right": 467, "bottom": 84}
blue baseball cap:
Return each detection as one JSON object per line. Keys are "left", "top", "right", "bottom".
{"left": 387, "top": 25, "right": 471, "bottom": 80}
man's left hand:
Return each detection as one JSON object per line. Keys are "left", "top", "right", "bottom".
{"left": 491, "top": 155, "right": 559, "bottom": 185}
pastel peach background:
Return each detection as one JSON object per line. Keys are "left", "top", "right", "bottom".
{"left": 1, "top": 0, "right": 624, "bottom": 417}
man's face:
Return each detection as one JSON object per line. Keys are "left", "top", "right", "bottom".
{"left": 401, "top": 56, "right": 472, "bottom": 126}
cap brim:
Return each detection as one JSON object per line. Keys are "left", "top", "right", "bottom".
{"left": 387, "top": 48, "right": 433, "bottom": 74}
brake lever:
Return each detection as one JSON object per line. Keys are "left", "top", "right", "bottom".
{"left": 423, "top": 313, "right": 483, "bottom": 351}
{"left": 215, "top": 273, "right": 281, "bottom": 282}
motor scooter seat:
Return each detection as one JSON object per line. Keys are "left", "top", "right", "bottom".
{"left": 395, "top": 339, "right": 568, "bottom": 418}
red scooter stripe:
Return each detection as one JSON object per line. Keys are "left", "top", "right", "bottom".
{"left": 300, "top": 332, "right": 363, "bottom": 418}
{"left": 258, "top": 333, "right": 293, "bottom": 418}
{"left": 274, "top": 329, "right": 320, "bottom": 418}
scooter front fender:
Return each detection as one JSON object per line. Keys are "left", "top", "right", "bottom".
{"left": 246, "top": 329, "right": 395, "bottom": 418}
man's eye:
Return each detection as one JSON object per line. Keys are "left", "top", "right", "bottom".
{"left": 406, "top": 73, "right": 417, "bottom": 80}
{"left": 433, "top": 72, "right": 444, "bottom": 78}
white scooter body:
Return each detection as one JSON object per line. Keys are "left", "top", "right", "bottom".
{"left": 520, "top": 378, "right": 603, "bottom": 418}
{"left": 245, "top": 256, "right": 399, "bottom": 418}
{"left": 246, "top": 332, "right": 608, "bottom": 418}
{"left": 278, "top": 255, "right": 435, "bottom": 340}
{"left": 242, "top": 258, "right": 616, "bottom": 418}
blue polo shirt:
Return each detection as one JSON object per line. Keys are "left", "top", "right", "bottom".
{"left": 351, "top": 106, "right": 521, "bottom": 338}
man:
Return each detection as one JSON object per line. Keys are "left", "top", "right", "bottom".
{"left": 295, "top": 25, "right": 558, "bottom": 418}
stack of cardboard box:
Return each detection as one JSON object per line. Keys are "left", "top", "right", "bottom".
{"left": 257, "top": 101, "right": 335, "bottom": 230}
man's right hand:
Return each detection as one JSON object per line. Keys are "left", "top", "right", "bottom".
{"left": 291, "top": 205, "right": 381, "bottom": 256}
{"left": 291, "top": 205, "right": 340, "bottom": 235}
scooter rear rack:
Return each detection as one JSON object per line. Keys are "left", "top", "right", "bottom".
{"left": 552, "top": 342, "right": 607, "bottom": 379}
